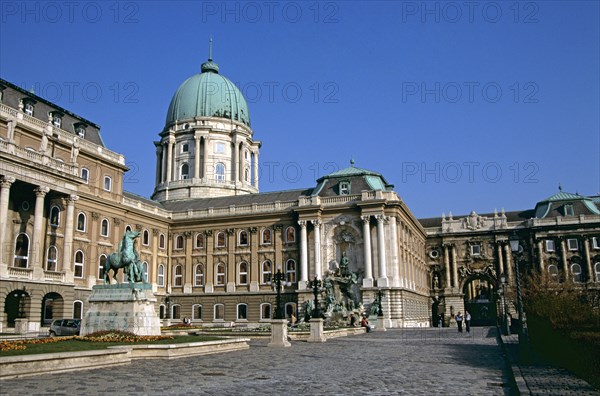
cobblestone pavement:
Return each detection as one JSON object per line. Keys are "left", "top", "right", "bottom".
{"left": 1, "top": 327, "right": 513, "bottom": 396}
{"left": 500, "top": 335, "right": 599, "bottom": 396}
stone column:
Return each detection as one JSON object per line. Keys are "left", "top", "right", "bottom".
{"left": 166, "top": 139, "right": 174, "bottom": 182}
{"left": 32, "top": 186, "right": 50, "bottom": 270}
{"left": 155, "top": 145, "right": 163, "bottom": 185}
{"left": 376, "top": 215, "right": 388, "bottom": 286}
{"left": 298, "top": 220, "right": 308, "bottom": 286}
{"left": 443, "top": 244, "right": 451, "bottom": 290}
{"left": 451, "top": 245, "right": 458, "bottom": 289}
{"left": 504, "top": 244, "right": 514, "bottom": 285}
{"left": 0, "top": 176, "right": 15, "bottom": 268}
{"left": 161, "top": 142, "right": 168, "bottom": 182}
{"left": 537, "top": 240, "right": 544, "bottom": 272}
{"left": 583, "top": 237, "right": 592, "bottom": 282}
{"left": 388, "top": 216, "right": 399, "bottom": 287}
{"left": 362, "top": 216, "right": 373, "bottom": 287}
{"left": 231, "top": 140, "right": 238, "bottom": 182}
{"left": 311, "top": 220, "right": 322, "bottom": 279}
{"left": 560, "top": 239, "right": 568, "bottom": 277}
{"left": 62, "top": 195, "right": 78, "bottom": 275}
{"left": 194, "top": 136, "right": 201, "bottom": 179}
{"left": 253, "top": 150, "right": 259, "bottom": 187}
{"left": 497, "top": 243, "right": 504, "bottom": 275}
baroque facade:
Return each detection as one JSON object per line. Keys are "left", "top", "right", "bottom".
{"left": 1, "top": 57, "right": 599, "bottom": 332}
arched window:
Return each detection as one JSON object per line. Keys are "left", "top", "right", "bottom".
{"left": 159, "top": 234, "right": 165, "bottom": 249}
{"left": 215, "top": 162, "right": 225, "bottom": 182}
{"left": 142, "top": 229, "right": 150, "bottom": 246}
{"left": 192, "top": 304, "right": 203, "bottom": 320}
{"left": 98, "top": 255, "right": 107, "bottom": 279}
{"left": 261, "top": 260, "right": 272, "bottom": 284}
{"left": 81, "top": 167, "right": 89, "bottom": 183}
{"left": 125, "top": 225, "right": 132, "bottom": 233}
{"left": 157, "top": 264, "right": 165, "bottom": 286}
{"left": 172, "top": 305, "right": 181, "bottom": 320}
{"left": 286, "top": 259, "right": 296, "bottom": 283}
{"left": 216, "top": 232, "right": 226, "bottom": 248}
{"left": 14, "top": 233, "right": 29, "bottom": 268}
{"left": 49, "top": 205, "right": 60, "bottom": 227}
{"left": 260, "top": 303, "right": 271, "bottom": 321}
{"left": 261, "top": 228, "right": 272, "bottom": 245}
{"left": 195, "top": 264, "right": 204, "bottom": 286}
{"left": 76, "top": 212, "right": 86, "bottom": 232}
{"left": 214, "top": 304, "right": 225, "bottom": 320}
{"left": 159, "top": 305, "right": 165, "bottom": 319}
{"left": 142, "top": 261, "right": 148, "bottom": 283}
{"left": 73, "top": 301, "right": 83, "bottom": 320}
{"left": 595, "top": 262, "right": 600, "bottom": 282}
{"left": 237, "top": 304, "right": 248, "bottom": 320}
{"left": 173, "top": 265, "right": 183, "bottom": 286}
{"left": 180, "top": 163, "right": 189, "bottom": 180}
{"left": 238, "top": 230, "right": 248, "bottom": 246}
{"left": 100, "top": 218, "right": 110, "bottom": 237}
{"left": 74, "top": 250, "right": 84, "bottom": 278}
{"left": 46, "top": 246, "right": 58, "bottom": 271}
{"left": 216, "top": 263, "right": 226, "bottom": 285}
{"left": 571, "top": 263, "right": 582, "bottom": 283}
{"left": 238, "top": 262, "right": 248, "bottom": 285}
{"left": 548, "top": 264, "right": 559, "bottom": 283}
{"left": 286, "top": 226, "right": 296, "bottom": 243}
{"left": 285, "top": 303, "right": 297, "bottom": 320}
{"left": 195, "top": 233, "right": 205, "bottom": 249}
{"left": 244, "top": 168, "right": 249, "bottom": 183}
{"left": 175, "top": 235, "right": 184, "bottom": 250}
{"left": 103, "top": 176, "right": 112, "bottom": 191}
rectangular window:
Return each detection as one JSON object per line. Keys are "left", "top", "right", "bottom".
{"left": 214, "top": 304, "right": 224, "bottom": 320}
{"left": 545, "top": 239, "right": 555, "bottom": 252}
{"left": 564, "top": 204, "right": 574, "bottom": 216}
{"left": 214, "top": 142, "right": 225, "bottom": 154}
{"left": 592, "top": 237, "right": 600, "bottom": 249}
{"left": 181, "top": 143, "right": 189, "bottom": 153}
{"left": 470, "top": 244, "right": 481, "bottom": 256}
{"left": 567, "top": 238, "right": 579, "bottom": 251}
{"left": 104, "top": 176, "right": 112, "bottom": 192}
{"left": 52, "top": 115, "right": 62, "bottom": 128}
{"left": 339, "top": 181, "right": 351, "bottom": 195}
{"left": 24, "top": 102, "right": 34, "bottom": 116}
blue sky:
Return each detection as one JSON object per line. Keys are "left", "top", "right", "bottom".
{"left": 1, "top": 1, "right": 598, "bottom": 218}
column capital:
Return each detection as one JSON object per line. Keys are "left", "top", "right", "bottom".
{"left": 361, "top": 215, "right": 371, "bottom": 223}
{"left": 311, "top": 219, "right": 321, "bottom": 227}
{"left": 375, "top": 214, "right": 387, "bottom": 223}
{"left": 34, "top": 186, "right": 50, "bottom": 197}
{"left": 297, "top": 220, "right": 307, "bottom": 228}
{"left": 67, "top": 194, "right": 79, "bottom": 203}
{"left": 1, "top": 176, "right": 16, "bottom": 187}
{"left": 91, "top": 212, "right": 101, "bottom": 220}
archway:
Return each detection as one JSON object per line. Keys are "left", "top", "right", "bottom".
{"left": 41, "top": 292, "right": 64, "bottom": 325}
{"left": 462, "top": 276, "right": 497, "bottom": 326}
{"left": 4, "top": 289, "right": 30, "bottom": 328}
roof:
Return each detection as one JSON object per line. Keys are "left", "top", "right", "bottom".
{"left": 165, "top": 58, "right": 250, "bottom": 127}
{"left": 160, "top": 188, "right": 312, "bottom": 212}
{"left": 418, "top": 210, "right": 534, "bottom": 229}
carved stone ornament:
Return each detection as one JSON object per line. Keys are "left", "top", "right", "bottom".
{"left": 462, "top": 211, "right": 487, "bottom": 230}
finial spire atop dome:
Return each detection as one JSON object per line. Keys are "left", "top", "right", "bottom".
{"left": 350, "top": 158, "right": 355, "bottom": 166}
{"left": 201, "top": 35, "right": 219, "bottom": 73}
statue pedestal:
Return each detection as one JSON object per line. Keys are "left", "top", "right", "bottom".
{"left": 376, "top": 316, "right": 387, "bottom": 332}
{"left": 14, "top": 318, "right": 28, "bottom": 334}
{"left": 268, "top": 319, "right": 291, "bottom": 347}
{"left": 81, "top": 283, "right": 161, "bottom": 336}
{"left": 307, "top": 318, "right": 326, "bottom": 343}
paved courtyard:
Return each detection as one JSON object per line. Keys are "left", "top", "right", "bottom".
{"left": 1, "top": 327, "right": 513, "bottom": 395}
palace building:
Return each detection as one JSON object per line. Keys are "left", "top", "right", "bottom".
{"left": 1, "top": 55, "right": 599, "bottom": 332}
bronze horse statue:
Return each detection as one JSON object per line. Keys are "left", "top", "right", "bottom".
{"left": 103, "top": 230, "right": 145, "bottom": 284}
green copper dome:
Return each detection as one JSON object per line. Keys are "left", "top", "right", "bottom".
{"left": 165, "top": 58, "right": 251, "bottom": 127}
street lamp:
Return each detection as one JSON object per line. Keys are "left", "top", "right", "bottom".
{"left": 269, "top": 269, "right": 291, "bottom": 319}
{"left": 376, "top": 289, "right": 384, "bottom": 317}
{"left": 309, "top": 276, "right": 323, "bottom": 319}
{"left": 16, "top": 289, "right": 27, "bottom": 318}
{"left": 510, "top": 234, "right": 529, "bottom": 360}
{"left": 499, "top": 272, "right": 510, "bottom": 335}
{"left": 165, "top": 296, "right": 171, "bottom": 320}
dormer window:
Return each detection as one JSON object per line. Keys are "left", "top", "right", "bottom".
{"left": 74, "top": 123, "right": 86, "bottom": 138}
{"left": 564, "top": 204, "right": 574, "bottom": 216}
{"left": 52, "top": 115, "right": 62, "bottom": 128}
{"left": 23, "top": 101, "right": 34, "bottom": 116}
{"left": 339, "top": 181, "right": 351, "bottom": 195}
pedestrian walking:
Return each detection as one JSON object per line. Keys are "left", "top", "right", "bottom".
{"left": 455, "top": 311, "right": 463, "bottom": 333}
{"left": 465, "top": 311, "right": 471, "bottom": 333}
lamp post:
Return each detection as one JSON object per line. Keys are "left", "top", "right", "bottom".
{"left": 499, "top": 273, "right": 510, "bottom": 335}
{"left": 16, "top": 289, "right": 27, "bottom": 318}
{"left": 309, "top": 276, "right": 323, "bottom": 319}
{"left": 376, "top": 289, "right": 384, "bottom": 317}
{"left": 509, "top": 235, "right": 529, "bottom": 360}
{"left": 165, "top": 296, "right": 171, "bottom": 320}
{"left": 270, "top": 269, "right": 291, "bottom": 319}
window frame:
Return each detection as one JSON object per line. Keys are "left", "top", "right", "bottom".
{"left": 157, "top": 264, "right": 165, "bottom": 286}
{"left": 545, "top": 239, "right": 555, "bottom": 252}
{"left": 236, "top": 303, "right": 248, "bottom": 321}
{"left": 103, "top": 176, "right": 112, "bottom": 192}
{"left": 215, "top": 263, "right": 226, "bottom": 286}
{"left": 216, "top": 232, "right": 226, "bottom": 248}
{"left": 567, "top": 238, "right": 579, "bottom": 251}
{"left": 194, "top": 264, "right": 204, "bottom": 287}
{"left": 80, "top": 167, "right": 89, "bottom": 183}
{"left": 261, "top": 228, "right": 272, "bottom": 245}
{"left": 238, "top": 261, "right": 248, "bottom": 285}
{"left": 285, "top": 226, "right": 296, "bottom": 243}
{"left": 260, "top": 303, "right": 272, "bottom": 321}
{"left": 100, "top": 218, "right": 110, "bottom": 237}
{"left": 175, "top": 235, "right": 184, "bottom": 250}
{"left": 592, "top": 237, "right": 600, "bottom": 250}
{"left": 46, "top": 245, "right": 58, "bottom": 271}
{"left": 14, "top": 232, "right": 30, "bottom": 268}
{"left": 49, "top": 205, "right": 60, "bottom": 227}
{"left": 571, "top": 263, "right": 582, "bottom": 283}
{"left": 564, "top": 204, "right": 574, "bottom": 216}
{"left": 173, "top": 265, "right": 183, "bottom": 287}
{"left": 159, "top": 234, "right": 166, "bottom": 249}
{"left": 192, "top": 304, "right": 203, "bottom": 321}
{"left": 142, "top": 229, "right": 150, "bottom": 246}
{"left": 180, "top": 163, "right": 189, "bottom": 180}
{"left": 261, "top": 260, "right": 272, "bottom": 284}
{"left": 238, "top": 230, "right": 249, "bottom": 246}
{"left": 286, "top": 259, "right": 296, "bottom": 283}
{"left": 548, "top": 264, "right": 559, "bottom": 283}
{"left": 74, "top": 250, "right": 84, "bottom": 278}
{"left": 195, "top": 233, "right": 205, "bottom": 249}
{"left": 98, "top": 255, "right": 107, "bottom": 280}
{"left": 76, "top": 212, "right": 86, "bottom": 232}
{"left": 470, "top": 244, "right": 481, "bottom": 256}
{"left": 215, "top": 162, "right": 225, "bottom": 182}
{"left": 214, "top": 303, "right": 225, "bottom": 321}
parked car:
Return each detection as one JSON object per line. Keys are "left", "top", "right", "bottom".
{"left": 49, "top": 319, "right": 81, "bottom": 336}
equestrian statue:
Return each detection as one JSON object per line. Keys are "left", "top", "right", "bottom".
{"left": 103, "top": 230, "right": 145, "bottom": 284}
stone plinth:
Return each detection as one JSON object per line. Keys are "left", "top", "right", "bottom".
{"left": 14, "top": 318, "right": 28, "bottom": 334}
{"left": 81, "top": 283, "right": 161, "bottom": 336}
{"left": 307, "top": 318, "right": 326, "bottom": 343}
{"left": 376, "top": 316, "right": 387, "bottom": 332}
{"left": 268, "top": 319, "right": 291, "bottom": 347}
